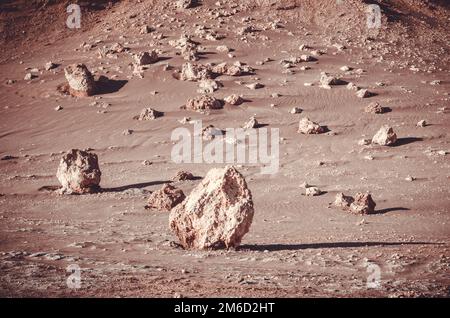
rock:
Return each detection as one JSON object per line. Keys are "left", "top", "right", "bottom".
{"left": 300, "top": 54, "right": 315, "bottom": 62}
{"left": 372, "top": 125, "right": 397, "bottom": 146}
{"left": 246, "top": 83, "right": 264, "bottom": 90}
{"left": 298, "top": 117, "right": 325, "bottom": 134}
{"left": 145, "top": 184, "right": 185, "bottom": 211}
{"left": 356, "top": 89, "right": 372, "bottom": 98}
{"left": 347, "top": 82, "right": 359, "bottom": 91}
{"left": 405, "top": 175, "right": 415, "bottom": 182}
{"left": 177, "top": 0, "right": 197, "bottom": 9}
{"left": 169, "top": 166, "right": 254, "bottom": 249}
{"left": 181, "top": 48, "right": 199, "bottom": 61}
{"left": 212, "top": 62, "right": 253, "bottom": 76}
{"left": 122, "top": 129, "right": 133, "bottom": 135}
{"left": 186, "top": 95, "right": 222, "bottom": 112}
{"left": 45, "top": 62, "right": 57, "bottom": 71}
{"left": 180, "top": 63, "right": 213, "bottom": 81}
{"left": 350, "top": 193, "right": 376, "bottom": 215}
{"left": 178, "top": 117, "right": 191, "bottom": 124}
{"left": 216, "top": 45, "right": 231, "bottom": 53}
{"left": 140, "top": 25, "right": 153, "bottom": 34}
{"left": 290, "top": 107, "right": 302, "bottom": 114}
{"left": 334, "top": 193, "right": 354, "bottom": 208}
{"left": 305, "top": 187, "right": 322, "bottom": 196}
{"left": 334, "top": 192, "right": 376, "bottom": 215}
{"left": 358, "top": 138, "right": 372, "bottom": 146}
{"left": 55, "top": 105, "right": 63, "bottom": 111}
{"left": 56, "top": 149, "right": 101, "bottom": 194}
{"left": 319, "top": 72, "right": 343, "bottom": 87}
{"left": 417, "top": 120, "right": 427, "bottom": 127}
{"left": 202, "top": 125, "right": 223, "bottom": 140}
{"left": 243, "top": 116, "right": 259, "bottom": 129}
{"left": 365, "top": 102, "right": 385, "bottom": 114}
{"left": 340, "top": 65, "right": 351, "bottom": 72}
{"left": 135, "top": 108, "right": 163, "bottom": 120}
{"left": 64, "top": 64, "right": 96, "bottom": 97}
{"left": 224, "top": 94, "right": 243, "bottom": 105}
{"left": 173, "top": 171, "right": 195, "bottom": 181}
{"left": 197, "top": 79, "right": 221, "bottom": 94}
{"left": 133, "top": 51, "right": 159, "bottom": 65}
{"left": 24, "top": 73, "right": 35, "bottom": 81}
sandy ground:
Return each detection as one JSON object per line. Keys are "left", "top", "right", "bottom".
{"left": 0, "top": 0, "right": 449, "bottom": 297}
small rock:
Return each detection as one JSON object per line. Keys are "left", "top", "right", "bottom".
{"left": 417, "top": 120, "right": 427, "bottom": 127}
{"left": 298, "top": 117, "right": 325, "bottom": 134}
{"left": 305, "top": 187, "right": 322, "bottom": 196}
{"left": 186, "top": 95, "right": 222, "bottom": 112}
{"left": 224, "top": 94, "right": 244, "bottom": 106}
{"left": 365, "top": 102, "right": 385, "bottom": 114}
{"left": 356, "top": 89, "right": 372, "bottom": 98}
{"left": 246, "top": 83, "right": 264, "bottom": 90}
{"left": 290, "top": 107, "right": 302, "bottom": 114}
{"left": 135, "top": 108, "right": 163, "bottom": 120}
{"left": 133, "top": 51, "right": 159, "bottom": 65}
{"left": 372, "top": 125, "right": 397, "bottom": 146}
{"left": 243, "top": 116, "right": 259, "bottom": 129}
{"left": 145, "top": 184, "right": 185, "bottom": 212}
{"left": 173, "top": 171, "right": 195, "bottom": 181}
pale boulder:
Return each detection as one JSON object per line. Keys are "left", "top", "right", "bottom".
{"left": 372, "top": 125, "right": 397, "bottom": 146}
{"left": 64, "top": 64, "right": 96, "bottom": 97}
{"left": 169, "top": 166, "right": 254, "bottom": 249}
{"left": 56, "top": 149, "right": 101, "bottom": 194}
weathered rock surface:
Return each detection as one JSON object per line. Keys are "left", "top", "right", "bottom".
{"left": 56, "top": 149, "right": 101, "bottom": 194}
{"left": 145, "top": 184, "right": 185, "bottom": 212}
{"left": 64, "top": 64, "right": 96, "bottom": 97}
{"left": 372, "top": 125, "right": 397, "bottom": 146}
{"left": 169, "top": 166, "right": 254, "bottom": 249}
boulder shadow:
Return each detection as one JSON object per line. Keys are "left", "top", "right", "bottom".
{"left": 102, "top": 180, "right": 171, "bottom": 193}
{"left": 239, "top": 241, "right": 440, "bottom": 252}
{"left": 95, "top": 77, "right": 128, "bottom": 95}
{"left": 373, "top": 207, "right": 410, "bottom": 215}
{"left": 394, "top": 137, "right": 423, "bottom": 147}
